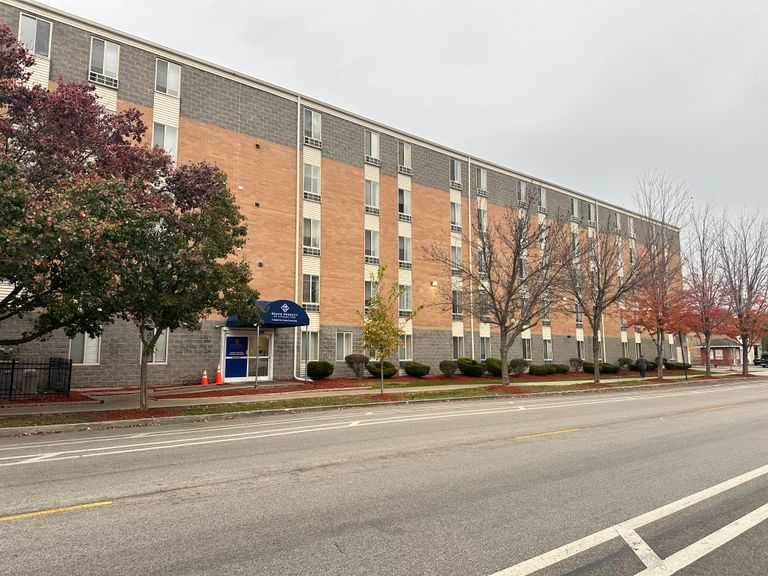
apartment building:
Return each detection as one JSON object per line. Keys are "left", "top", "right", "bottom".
{"left": 0, "top": 0, "right": 682, "bottom": 387}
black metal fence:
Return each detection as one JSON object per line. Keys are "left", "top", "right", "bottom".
{"left": 0, "top": 358, "right": 72, "bottom": 400}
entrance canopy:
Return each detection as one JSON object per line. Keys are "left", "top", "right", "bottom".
{"left": 226, "top": 299, "right": 310, "bottom": 329}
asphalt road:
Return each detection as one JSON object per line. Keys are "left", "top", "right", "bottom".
{"left": 1, "top": 380, "right": 767, "bottom": 575}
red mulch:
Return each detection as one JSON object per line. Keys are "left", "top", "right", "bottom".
{"left": 158, "top": 380, "right": 368, "bottom": 400}
{"left": 484, "top": 385, "right": 532, "bottom": 395}
{"left": 0, "top": 390, "right": 94, "bottom": 405}
{"left": 95, "top": 408, "right": 184, "bottom": 421}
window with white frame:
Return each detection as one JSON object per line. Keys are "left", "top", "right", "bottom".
{"left": 364, "top": 180, "right": 379, "bottom": 214}
{"left": 452, "top": 336, "right": 464, "bottom": 360}
{"left": 155, "top": 59, "right": 181, "bottom": 97}
{"left": 399, "top": 285, "right": 412, "bottom": 314}
{"left": 302, "top": 274, "right": 319, "bottom": 305}
{"left": 335, "top": 331, "right": 353, "bottom": 362}
{"left": 70, "top": 332, "right": 100, "bottom": 365}
{"left": 668, "top": 342, "right": 676, "bottom": 359}
{"left": 303, "top": 218, "right": 320, "bottom": 256}
{"left": 539, "top": 187, "right": 547, "bottom": 211}
{"left": 480, "top": 336, "right": 490, "bottom": 361}
{"left": 449, "top": 158, "right": 462, "bottom": 186}
{"left": 622, "top": 341, "right": 629, "bottom": 359}
{"left": 588, "top": 203, "right": 596, "bottom": 224}
{"left": 451, "top": 289, "right": 463, "bottom": 318}
{"left": 141, "top": 327, "right": 169, "bottom": 364}
{"left": 517, "top": 181, "right": 527, "bottom": 204}
{"left": 399, "top": 334, "right": 413, "bottom": 361}
{"left": 303, "top": 164, "right": 321, "bottom": 201}
{"left": 543, "top": 338, "right": 553, "bottom": 362}
{"left": 152, "top": 123, "right": 178, "bottom": 159}
{"left": 364, "top": 229, "right": 379, "bottom": 263}
{"left": 575, "top": 302, "right": 584, "bottom": 325}
{"left": 398, "top": 141, "right": 412, "bottom": 172}
{"left": 614, "top": 212, "right": 622, "bottom": 232}
{"left": 477, "top": 207, "right": 488, "bottom": 235}
{"left": 571, "top": 198, "right": 580, "bottom": 218}
{"left": 451, "top": 245, "right": 462, "bottom": 274}
{"left": 89, "top": 37, "right": 120, "bottom": 88}
{"left": 398, "top": 188, "right": 412, "bottom": 221}
{"left": 303, "top": 109, "right": 322, "bottom": 145}
{"left": 576, "top": 340, "right": 584, "bottom": 360}
{"left": 19, "top": 14, "right": 51, "bottom": 58}
{"left": 629, "top": 217, "right": 636, "bottom": 237}
{"left": 364, "top": 130, "right": 380, "bottom": 163}
{"left": 450, "top": 201, "right": 462, "bottom": 231}
{"left": 636, "top": 342, "right": 643, "bottom": 358}
{"left": 476, "top": 167, "right": 488, "bottom": 192}
{"left": 364, "top": 280, "right": 377, "bottom": 309}
{"left": 301, "top": 331, "right": 319, "bottom": 362}
{"left": 398, "top": 236, "right": 412, "bottom": 268}
{"left": 522, "top": 337, "right": 532, "bottom": 361}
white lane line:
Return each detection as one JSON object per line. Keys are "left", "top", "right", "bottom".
{"left": 635, "top": 501, "right": 768, "bottom": 575}
{"left": 488, "top": 462, "right": 768, "bottom": 576}
{"left": 615, "top": 524, "right": 662, "bottom": 568}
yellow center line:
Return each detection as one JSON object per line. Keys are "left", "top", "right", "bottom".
{"left": 514, "top": 428, "right": 581, "bottom": 441}
{"left": 0, "top": 501, "right": 113, "bottom": 522}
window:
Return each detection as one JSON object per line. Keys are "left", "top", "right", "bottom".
{"left": 636, "top": 342, "right": 643, "bottom": 358}
{"left": 517, "top": 181, "right": 527, "bottom": 204}
{"left": 19, "top": 14, "right": 51, "bottom": 58}
{"left": 302, "top": 274, "right": 319, "bottom": 305}
{"left": 575, "top": 303, "right": 583, "bottom": 326}
{"left": 576, "top": 340, "right": 584, "bottom": 360}
{"left": 476, "top": 167, "right": 488, "bottom": 192}
{"left": 480, "top": 336, "right": 490, "bottom": 361}
{"left": 538, "top": 187, "right": 547, "bottom": 211}
{"left": 398, "top": 188, "right": 412, "bottom": 221}
{"left": 450, "top": 201, "right": 462, "bottom": 231}
{"left": 519, "top": 256, "right": 529, "bottom": 280}
{"left": 364, "top": 180, "right": 379, "bottom": 214}
{"left": 152, "top": 123, "right": 178, "bottom": 159}
{"left": 571, "top": 198, "right": 580, "bottom": 219}
{"left": 303, "top": 164, "right": 321, "bottom": 201}
{"left": 141, "top": 327, "right": 169, "bottom": 364}
{"left": 572, "top": 231, "right": 580, "bottom": 252}
{"left": 336, "top": 332, "right": 353, "bottom": 362}
{"left": 399, "top": 334, "right": 413, "bottom": 361}
{"left": 669, "top": 342, "right": 676, "bottom": 360}
{"left": 477, "top": 207, "right": 488, "bottom": 235}
{"left": 364, "top": 130, "right": 380, "bottom": 164}
{"left": 364, "top": 280, "right": 377, "bottom": 309}
{"left": 398, "top": 236, "right": 412, "bottom": 268}
{"left": 622, "top": 342, "right": 629, "bottom": 358}
{"left": 155, "top": 59, "right": 181, "bottom": 98}
{"left": 398, "top": 141, "right": 412, "bottom": 173}
{"left": 614, "top": 212, "right": 622, "bottom": 232}
{"left": 89, "top": 37, "right": 119, "bottom": 88}
{"left": 364, "top": 229, "right": 379, "bottom": 263}
{"left": 399, "top": 285, "right": 412, "bottom": 314}
{"left": 522, "top": 337, "right": 532, "bottom": 361}
{"left": 451, "top": 289, "right": 463, "bottom": 319}
{"left": 628, "top": 217, "right": 636, "bottom": 238}
{"left": 301, "top": 331, "right": 319, "bottom": 362}
{"left": 543, "top": 338, "right": 553, "bottom": 362}
{"left": 70, "top": 332, "right": 100, "bottom": 365}
{"left": 449, "top": 158, "right": 462, "bottom": 187}
{"left": 451, "top": 245, "right": 462, "bottom": 275}
{"left": 303, "top": 109, "right": 322, "bottom": 146}
{"left": 303, "top": 218, "right": 321, "bottom": 256}
{"left": 452, "top": 336, "right": 464, "bottom": 360}
{"left": 588, "top": 203, "right": 596, "bottom": 224}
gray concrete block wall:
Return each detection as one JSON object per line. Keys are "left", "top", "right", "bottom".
{"left": 318, "top": 325, "right": 366, "bottom": 378}
{"left": 412, "top": 144, "right": 450, "bottom": 192}
{"left": 486, "top": 168, "right": 516, "bottom": 208}
{"left": 48, "top": 18, "right": 90, "bottom": 84}
{"left": 272, "top": 328, "right": 297, "bottom": 380}
{"left": 0, "top": 4, "right": 18, "bottom": 38}
{"left": 117, "top": 42, "right": 155, "bottom": 108}
{"left": 379, "top": 132, "right": 398, "bottom": 178}
{"left": 412, "top": 328, "right": 453, "bottom": 374}
{"left": 547, "top": 188, "right": 575, "bottom": 221}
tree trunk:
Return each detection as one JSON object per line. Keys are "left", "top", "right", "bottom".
{"left": 656, "top": 328, "right": 665, "bottom": 380}
{"left": 592, "top": 332, "right": 601, "bottom": 384}
{"left": 380, "top": 354, "right": 384, "bottom": 395}
{"left": 704, "top": 332, "right": 711, "bottom": 377}
{"left": 741, "top": 333, "right": 750, "bottom": 376}
{"left": 140, "top": 341, "right": 150, "bottom": 410}
{"left": 499, "top": 330, "right": 509, "bottom": 385}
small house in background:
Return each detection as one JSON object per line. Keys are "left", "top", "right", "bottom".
{"left": 698, "top": 337, "right": 744, "bottom": 367}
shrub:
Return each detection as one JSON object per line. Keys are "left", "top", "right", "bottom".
{"left": 664, "top": 360, "right": 691, "bottom": 370}
{"left": 617, "top": 357, "right": 634, "bottom": 371}
{"left": 529, "top": 364, "right": 554, "bottom": 376}
{"left": 307, "top": 360, "right": 334, "bottom": 380}
{"left": 553, "top": 364, "right": 569, "bottom": 374}
{"left": 403, "top": 361, "right": 430, "bottom": 378}
{"left": 629, "top": 361, "right": 657, "bottom": 371}
{"left": 583, "top": 362, "right": 619, "bottom": 374}
{"left": 569, "top": 357, "right": 584, "bottom": 372}
{"left": 663, "top": 360, "right": 677, "bottom": 370}
{"left": 367, "top": 360, "right": 398, "bottom": 378}
{"left": 344, "top": 353, "right": 369, "bottom": 378}
{"left": 439, "top": 360, "right": 458, "bottom": 378}
{"left": 485, "top": 358, "right": 502, "bottom": 377}
{"left": 508, "top": 359, "right": 529, "bottom": 377}
{"left": 457, "top": 357, "right": 487, "bottom": 377}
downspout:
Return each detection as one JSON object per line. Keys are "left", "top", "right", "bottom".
{"left": 467, "top": 155, "right": 475, "bottom": 360}
{"left": 293, "top": 96, "right": 302, "bottom": 380}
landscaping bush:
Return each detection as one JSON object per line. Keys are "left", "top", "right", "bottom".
{"left": 528, "top": 364, "right": 554, "bottom": 376}
{"left": 485, "top": 358, "right": 502, "bottom": 377}
{"left": 569, "top": 357, "right": 584, "bottom": 372}
{"left": 583, "top": 362, "right": 620, "bottom": 374}
{"left": 629, "top": 361, "right": 657, "bottom": 372}
{"left": 367, "top": 360, "right": 398, "bottom": 379}
{"left": 344, "top": 353, "right": 369, "bottom": 378}
{"left": 617, "top": 357, "right": 634, "bottom": 371}
{"left": 508, "top": 358, "right": 529, "bottom": 377}
{"left": 553, "top": 364, "right": 570, "bottom": 374}
{"left": 457, "top": 357, "right": 487, "bottom": 377}
{"left": 403, "top": 361, "right": 430, "bottom": 378}
{"left": 307, "top": 360, "right": 334, "bottom": 380}
{"left": 663, "top": 360, "right": 692, "bottom": 370}
{"left": 439, "top": 360, "right": 458, "bottom": 378}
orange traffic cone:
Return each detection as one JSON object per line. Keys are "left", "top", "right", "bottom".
{"left": 215, "top": 362, "right": 223, "bottom": 385}
{"left": 201, "top": 368, "right": 209, "bottom": 386}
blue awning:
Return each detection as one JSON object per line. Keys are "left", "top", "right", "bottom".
{"left": 226, "top": 299, "right": 310, "bottom": 329}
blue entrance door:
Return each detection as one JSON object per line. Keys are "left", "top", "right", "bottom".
{"left": 225, "top": 335, "right": 248, "bottom": 379}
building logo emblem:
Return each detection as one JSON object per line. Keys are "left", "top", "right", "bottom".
{"left": 281, "top": 303, "right": 290, "bottom": 313}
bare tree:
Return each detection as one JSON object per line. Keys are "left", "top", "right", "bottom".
{"left": 684, "top": 204, "right": 729, "bottom": 377}
{"left": 558, "top": 214, "right": 650, "bottom": 383}
{"left": 716, "top": 210, "right": 768, "bottom": 375}
{"left": 633, "top": 172, "right": 688, "bottom": 379}
{"left": 428, "top": 197, "right": 568, "bottom": 385}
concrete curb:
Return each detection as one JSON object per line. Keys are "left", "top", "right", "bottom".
{"left": 0, "top": 376, "right": 759, "bottom": 438}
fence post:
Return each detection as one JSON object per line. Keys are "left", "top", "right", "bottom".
{"left": 8, "top": 359, "right": 15, "bottom": 400}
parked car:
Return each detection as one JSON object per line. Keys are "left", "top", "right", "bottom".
{"left": 761, "top": 353, "right": 768, "bottom": 367}
{"left": 754, "top": 356, "right": 763, "bottom": 366}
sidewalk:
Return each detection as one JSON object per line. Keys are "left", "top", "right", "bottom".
{"left": 0, "top": 370, "right": 735, "bottom": 417}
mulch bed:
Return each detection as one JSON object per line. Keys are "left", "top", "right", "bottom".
{"left": 157, "top": 380, "right": 368, "bottom": 400}
{"left": 0, "top": 390, "right": 94, "bottom": 405}
{"left": 95, "top": 408, "right": 184, "bottom": 420}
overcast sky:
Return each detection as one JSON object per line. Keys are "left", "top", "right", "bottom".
{"left": 41, "top": 0, "right": 767, "bottom": 210}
